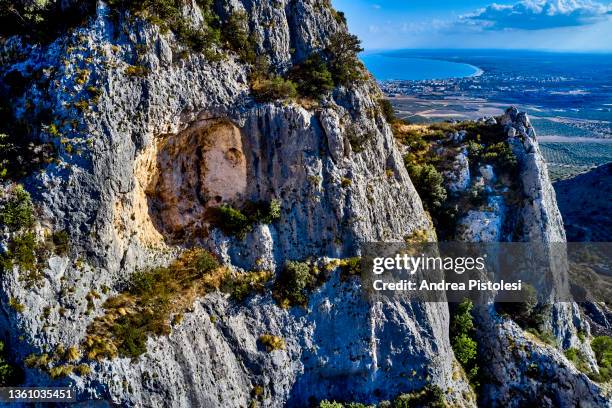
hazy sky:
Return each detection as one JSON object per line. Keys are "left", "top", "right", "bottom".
{"left": 333, "top": 0, "right": 612, "bottom": 51}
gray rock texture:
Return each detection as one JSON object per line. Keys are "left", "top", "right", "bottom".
{"left": 1, "top": 1, "right": 610, "bottom": 407}
{"left": 0, "top": 1, "right": 472, "bottom": 407}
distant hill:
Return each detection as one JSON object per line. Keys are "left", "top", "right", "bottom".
{"left": 554, "top": 163, "right": 612, "bottom": 241}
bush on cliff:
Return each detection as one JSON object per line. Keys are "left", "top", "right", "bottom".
{"left": 273, "top": 261, "right": 320, "bottom": 307}
{"left": 378, "top": 99, "right": 396, "bottom": 123}
{"left": 450, "top": 299, "right": 480, "bottom": 388}
{"left": 0, "top": 340, "right": 21, "bottom": 386}
{"left": 220, "top": 10, "right": 257, "bottom": 64}
{"left": 0, "top": 184, "right": 34, "bottom": 232}
{"left": 288, "top": 54, "right": 335, "bottom": 100}
{"left": 251, "top": 77, "right": 298, "bottom": 103}
{"left": 324, "top": 31, "right": 364, "bottom": 86}
{"left": 209, "top": 200, "right": 282, "bottom": 238}
{"left": 84, "top": 249, "right": 224, "bottom": 360}
{"left": 590, "top": 336, "right": 612, "bottom": 382}
{"left": 404, "top": 162, "right": 447, "bottom": 211}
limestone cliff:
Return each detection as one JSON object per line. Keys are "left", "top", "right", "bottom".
{"left": 0, "top": 1, "right": 610, "bottom": 407}
{"left": 0, "top": 1, "right": 472, "bottom": 406}
{"left": 429, "top": 107, "right": 610, "bottom": 407}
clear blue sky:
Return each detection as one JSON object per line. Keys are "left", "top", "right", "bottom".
{"left": 333, "top": 0, "right": 612, "bottom": 51}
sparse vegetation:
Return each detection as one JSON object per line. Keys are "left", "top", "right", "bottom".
{"left": 450, "top": 299, "right": 479, "bottom": 389}
{"left": 247, "top": 29, "right": 363, "bottom": 102}
{"left": 220, "top": 10, "right": 257, "bottom": 64}
{"left": 564, "top": 348, "right": 592, "bottom": 375}
{"left": 84, "top": 249, "right": 223, "bottom": 360}
{"left": 209, "top": 200, "right": 282, "bottom": 238}
{"left": 51, "top": 230, "right": 70, "bottom": 256}
{"left": 0, "top": 184, "right": 34, "bottom": 232}
{"left": 324, "top": 31, "right": 364, "bottom": 87}
{"left": 0, "top": 100, "right": 55, "bottom": 181}
{"left": 390, "top": 121, "right": 448, "bottom": 212}
{"left": 83, "top": 248, "right": 276, "bottom": 361}
{"left": 273, "top": 261, "right": 321, "bottom": 308}
{"left": 495, "top": 284, "right": 555, "bottom": 348}
{"left": 125, "top": 65, "right": 149, "bottom": 77}
{"left": 258, "top": 334, "right": 285, "bottom": 352}
{"left": 288, "top": 54, "right": 334, "bottom": 100}
{"left": 251, "top": 77, "right": 298, "bottom": 103}
{"left": 222, "top": 270, "right": 273, "bottom": 302}
{"left": 107, "top": 0, "right": 222, "bottom": 54}
{"left": 392, "top": 385, "right": 445, "bottom": 408}
{"left": 316, "top": 385, "right": 445, "bottom": 408}
{"left": 0, "top": 0, "right": 96, "bottom": 42}
{"left": 495, "top": 284, "right": 538, "bottom": 326}
{"left": 590, "top": 336, "right": 612, "bottom": 382}
{"left": 0, "top": 340, "right": 20, "bottom": 386}
{"left": 8, "top": 297, "right": 25, "bottom": 313}
{"left": 378, "top": 99, "right": 396, "bottom": 123}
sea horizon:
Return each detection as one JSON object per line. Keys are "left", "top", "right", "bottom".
{"left": 361, "top": 48, "right": 612, "bottom": 55}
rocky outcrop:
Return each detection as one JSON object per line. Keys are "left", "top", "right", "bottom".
{"left": 1, "top": 1, "right": 610, "bottom": 407}
{"left": 440, "top": 108, "right": 609, "bottom": 407}
{"left": 0, "top": 1, "right": 473, "bottom": 407}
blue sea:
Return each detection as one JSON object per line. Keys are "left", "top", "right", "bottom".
{"left": 360, "top": 51, "right": 482, "bottom": 81}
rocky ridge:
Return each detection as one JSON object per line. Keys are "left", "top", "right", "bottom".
{"left": 0, "top": 1, "right": 610, "bottom": 407}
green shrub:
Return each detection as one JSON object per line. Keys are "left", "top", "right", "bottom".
{"left": 222, "top": 270, "right": 273, "bottom": 302}
{"left": 0, "top": 185, "right": 34, "bottom": 232}
{"left": 392, "top": 385, "right": 445, "bottom": 408}
{"left": 112, "top": 321, "right": 148, "bottom": 360}
{"left": 453, "top": 333, "right": 478, "bottom": 367}
{"left": 242, "top": 200, "right": 282, "bottom": 225}
{"left": 0, "top": 340, "right": 19, "bottom": 386}
{"left": 220, "top": 10, "right": 257, "bottom": 64}
{"left": 450, "top": 299, "right": 480, "bottom": 388}
{"left": 319, "top": 401, "right": 343, "bottom": 408}
{"left": 288, "top": 54, "right": 334, "bottom": 99}
{"left": 210, "top": 200, "right": 282, "bottom": 238}
{"left": 324, "top": 31, "right": 364, "bottom": 86}
{"left": 273, "top": 261, "right": 318, "bottom": 307}
{"left": 481, "top": 142, "right": 517, "bottom": 173}
{"left": 338, "top": 257, "right": 361, "bottom": 277}
{"left": 590, "top": 336, "right": 612, "bottom": 382}
{"left": 210, "top": 205, "right": 252, "bottom": 238}
{"left": 378, "top": 99, "right": 396, "bottom": 123}
{"left": 259, "top": 334, "right": 285, "bottom": 352}
{"left": 6, "top": 232, "right": 37, "bottom": 272}
{"left": 495, "top": 283, "right": 538, "bottom": 325}
{"left": 564, "top": 348, "right": 592, "bottom": 374}
{"left": 51, "top": 230, "right": 70, "bottom": 256}
{"left": 107, "top": 0, "right": 221, "bottom": 53}
{"left": 251, "top": 77, "right": 298, "bottom": 102}
{"left": 405, "top": 162, "right": 447, "bottom": 211}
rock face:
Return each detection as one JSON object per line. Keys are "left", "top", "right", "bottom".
{"left": 0, "top": 2, "right": 610, "bottom": 408}
{"left": 0, "top": 1, "right": 473, "bottom": 407}
{"left": 443, "top": 108, "right": 609, "bottom": 407}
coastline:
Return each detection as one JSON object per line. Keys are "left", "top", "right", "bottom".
{"left": 469, "top": 65, "right": 484, "bottom": 77}
{"left": 361, "top": 53, "right": 484, "bottom": 81}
